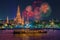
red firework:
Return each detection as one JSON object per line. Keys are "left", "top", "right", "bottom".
{"left": 40, "top": 3, "right": 49, "bottom": 13}
{"left": 22, "top": 6, "right": 33, "bottom": 19}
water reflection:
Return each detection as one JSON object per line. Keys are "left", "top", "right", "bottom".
{"left": 14, "top": 32, "right": 47, "bottom": 40}
{"left": 0, "top": 30, "right": 60, "bottom": 40}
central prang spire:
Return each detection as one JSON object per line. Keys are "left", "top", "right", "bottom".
{"left": 14, "top": 5, "right": 24, "bottom": 25}
{"left": 16, "top": 5, "right": 21, "bottom": 18}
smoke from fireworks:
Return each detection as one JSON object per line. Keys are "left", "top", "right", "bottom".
{"left": 34, "top": 7, "right": 40, "bottom": 20}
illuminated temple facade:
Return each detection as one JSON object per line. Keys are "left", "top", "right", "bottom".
{"left": 14, "top": 5, "right": 24, "bottom": 25}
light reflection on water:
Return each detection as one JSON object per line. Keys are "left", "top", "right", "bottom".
{"left": 14, "top": 32, "right": 47, "bottom": 40}
{"left": 0, "top": 30, "right": 60, "bottom": 40}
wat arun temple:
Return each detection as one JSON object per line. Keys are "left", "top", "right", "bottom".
{"left": 1, "top": 3, "right": 60, "bottom": 29}
{"left": 14, "top": 5, "right": 24, "bottom": 25}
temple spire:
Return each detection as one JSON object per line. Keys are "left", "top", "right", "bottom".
{"left": 14, "top": 5, "right": 24, "bottom": 25}
{"left": 21, "top": 16, "right": 24, "bottom": 25}
{"left": 16, "top": 5, "right": 21, "bottom": 17}
{"left": 6, "top": 16, "right": 9, "bottom": 24}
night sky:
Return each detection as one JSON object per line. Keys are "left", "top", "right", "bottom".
{"left": 0, "top": 0, "right": 60, "bottom": 20}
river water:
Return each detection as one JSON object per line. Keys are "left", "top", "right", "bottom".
{"left": 0, "top": 30, "right": 60, "bottom": 40}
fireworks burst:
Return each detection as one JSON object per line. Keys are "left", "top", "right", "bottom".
{"left": 40, "top": 3, "right": 52, "bottom": 17}
{"left": 22, "top": 2, "right": 52, "bottom": 21}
